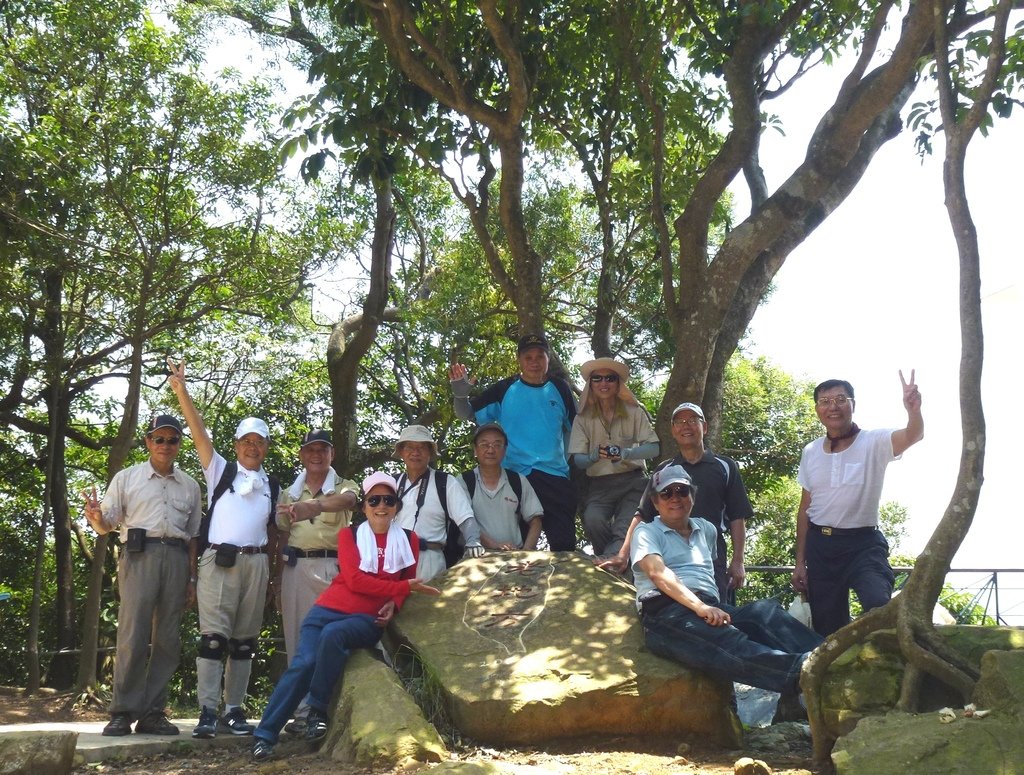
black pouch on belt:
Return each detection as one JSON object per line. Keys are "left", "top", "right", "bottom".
{"left": 126, "top": 527, "right": 146, "bottom": 553}
{"left": 214, "top": 543, "right": 239, "bottom": 568}
{"left": 282, "top": 545, "right": 298, "bottom": 567}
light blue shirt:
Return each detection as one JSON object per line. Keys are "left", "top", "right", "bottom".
{"left": 631, "top": 516, "right": 720, "bottom": 605}
{"left": 474, "top": 379, "right": 572, "bottom": 477}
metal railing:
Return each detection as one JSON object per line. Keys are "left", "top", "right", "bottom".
{"left": 745, "top": 566, "right": 1024, "bottom": 627}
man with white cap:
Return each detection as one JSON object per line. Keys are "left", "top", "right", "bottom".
{"left": 274, "top": 429, "right": 358, "bottom": 735}
{"left": 608, "top": 402, "right": 752, "bottom": 603}
{"left": 631, "top": 465, "right": 820, "bottom": 694}
{"left": 167, "top": 359, "right": 279, "bottom": 739}
{"left": 83, "top": 414, "right": 202, "bottom": 737}
{"left": 393, "top": 424, "right": 484, "bottom": 580}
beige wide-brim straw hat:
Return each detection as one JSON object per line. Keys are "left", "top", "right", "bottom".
{"left": 392, "top": 424, "right": 438, "bottom": 458}
{"left": 579, "top": 357, "right": 640, "bottom": 409}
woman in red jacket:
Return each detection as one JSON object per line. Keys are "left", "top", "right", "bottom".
{"left": 252, "top": 472, "right": 440, "bottom": 760}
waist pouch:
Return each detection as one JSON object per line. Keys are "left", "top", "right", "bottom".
{"left": 214, "top": 543, "right": 239, "bottom": 568}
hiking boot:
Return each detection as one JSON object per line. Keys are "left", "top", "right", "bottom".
{"left": 135, "top": 711, "right": 179, "bottom": 735}
{"left": 251, "top": 738, "right": 275, "bottom": 761}
{"left": 304, "top": 708, "right": 329, "bottom": 741}
{"left": 102, "top": 712, "right": 133, "bottom": 737}
{"left": 284, "top": 716, "right": 308, "bottom": 736}
{"left": 218, "top": 706, "right": 255, "bottom": 736}
{"left": 192, "top": 705, "right": 218, "bottom": 739}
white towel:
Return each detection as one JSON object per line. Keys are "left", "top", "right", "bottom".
{"left": 288, "top": 466, "right": 339, "bottom": 500}
{"left": 356, "top": 521, "right": 416, "bottom": 574}
{"left": 234, "top": 465, "right": 268, "bottom": 496}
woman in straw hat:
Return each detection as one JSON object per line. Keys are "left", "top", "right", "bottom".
{"left": 568, "top": 358, "right": 659, "bottom": 561}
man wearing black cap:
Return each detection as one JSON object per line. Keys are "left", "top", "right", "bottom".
{"left": 83, "top": 414, "right": 202, "bottom": 737}
{"left": 273, "top": 429, "right": 358, "bottom": 735}
{"left": 449, "top": 334, "right": 578, "bottom": 551}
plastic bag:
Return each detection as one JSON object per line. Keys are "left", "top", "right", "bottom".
{"left": 788, "top": 594, "right": 813, "bottom": 629}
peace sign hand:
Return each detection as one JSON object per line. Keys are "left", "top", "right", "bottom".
{"left": 899, "top": 369, "right": 921, "bottom": 412}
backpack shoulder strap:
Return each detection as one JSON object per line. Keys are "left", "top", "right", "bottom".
{"left": 460, "top": 470, "right": 476, "bottom": 499}
{"left": 433, "top": 469, "right": 449, "bottom": 520}
{"left": 199, "top": 462, "right": 237, "bottom": 552}
{"left": 507, "top": 470, "right": 524, "bottom": 519}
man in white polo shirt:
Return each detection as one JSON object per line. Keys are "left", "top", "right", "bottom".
{"left": 168, "top": 359, "right": 279, "bottom": 739}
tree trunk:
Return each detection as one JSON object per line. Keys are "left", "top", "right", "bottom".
{"left": 328, "top": 174, "right": 396, "bottom": 478}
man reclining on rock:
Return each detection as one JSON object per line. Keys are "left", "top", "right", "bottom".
{"left": 632, "top": 465, "right": 822, "bottom": 695}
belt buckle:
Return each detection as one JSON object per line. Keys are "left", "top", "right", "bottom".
{"left": 821, "top": 526, "right": 833, "bottom": 536}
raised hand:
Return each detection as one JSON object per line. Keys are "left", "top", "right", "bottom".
{"left": 167, "top": 357, "right": 186, "bottom": 391}
{"left": 899, "top": 368, "right": 921, "bottom": 412}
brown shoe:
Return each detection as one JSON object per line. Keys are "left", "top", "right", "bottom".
{"left": 135, "top": 712, "right": 180, "bottom": 735}
{"left": 102, "top": 713, "right": 133, "bottom": 736}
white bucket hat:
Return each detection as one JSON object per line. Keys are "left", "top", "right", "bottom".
{"left": 392, "top": 424, "right": 438, "bottom": 458}
{"left": 579, "top": 357, "right": 640, "bottom": 409}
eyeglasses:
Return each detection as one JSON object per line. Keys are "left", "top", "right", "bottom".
{"left": 589, "top": 374, "right": 619, "bottom": 383}
{"left": 672, "top": 417, "right": 702, "bottom": 426}
{"left": 237, "top": 437, "right": 268, "bottom": 447}
{"left": 366, "top": 494, "right": 398, "bottom": 507}
{"left": 476, "top": 441, "right": 506, "bottom": 450}
{"left": 658, "top": 485, "right": 692, "bottom": 500}
{"left": 816, "top": 395, "right": 852, "bottom": 408}
{"left": 150, "top": 436, "right": 181, "bottom": 446}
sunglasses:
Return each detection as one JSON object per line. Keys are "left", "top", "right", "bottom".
{"left": 150, "top": 436, "right": 181, "bottom": 446}
{"left": 366, "top": 494, "right": 398, "bottom": 507}
{"left": 658, "top": 485, "right": 691, "bottom": 500}
{"left": 589, "top": 374, "right": 619, "bottom": 383}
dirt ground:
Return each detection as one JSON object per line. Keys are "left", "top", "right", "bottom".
{"left": 0, "top": 689, "right": 816, "bottom": 774}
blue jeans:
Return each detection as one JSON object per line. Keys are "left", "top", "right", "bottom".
{"left": 253, "top": 605, "right": 381, "bottom": 744}
{"left": 642, "top": 597, "right": 822, "bottom": 694}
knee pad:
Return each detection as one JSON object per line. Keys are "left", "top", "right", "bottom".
{"left": 228, "top": 636, "right": 257, "bottom": 661}
{"left": 198, "top": 633, "right": 228, "bottom": 660}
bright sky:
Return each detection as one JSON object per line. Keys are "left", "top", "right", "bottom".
{"left": 737, "top": 53, "right": 1023, "bottom": 596}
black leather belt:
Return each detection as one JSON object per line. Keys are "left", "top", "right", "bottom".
{"left": 145, "top": 536, "right": 187, "bottom": 549}
{"left": 809, "top": 523, "right": 877, "bottom": 537}
{"left": 419, "top": 540, "right": 445, "bottom": 552}
{"left": 292, "top": 549, "right": 338, "bottom": 559}
{"left": 209, "top": 543, "right": 267, "bottom": 555}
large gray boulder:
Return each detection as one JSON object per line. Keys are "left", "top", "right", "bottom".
{"left": 0, "top": 730, "right": 76, "bottom": 775}
{"left": 322, "top": 649, "right": 447, "bottom": 768}
{"left": 387, "top": 551, "right": 740, "bottom": 747}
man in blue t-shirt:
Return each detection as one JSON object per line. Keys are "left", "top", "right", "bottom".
{"left": 449, "top": 334, "right": 578, "bottom": 550}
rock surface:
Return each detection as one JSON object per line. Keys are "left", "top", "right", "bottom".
{"left": 821, "top": 626, "right": 1024, "bottom": 738}
{"left": 0, "top": 729, "right": 76, "bottom": 775}
{"left": 322, "top": 649, "right": 446, "bottom": 767}
{"left": 831, "top": 710, "right": 1023, "bottom": 775}
{"left": 831, "top": 629, "right": 1024, "bottom": 774}
{"left": 388, "top": 551, "right": 741, "bottom": 747}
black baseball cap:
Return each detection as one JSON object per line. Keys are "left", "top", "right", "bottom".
{"left": 146, "top": 415, "right": 182, "bottom": 435}
{"left": 517, "top": 333, "right": 550, "bottom": 354}
{"left": 300, "top": 429, "right": 333, "bottom": 448}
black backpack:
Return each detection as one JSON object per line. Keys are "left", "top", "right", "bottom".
{"left": 198, "top": 461, "right": 280, "bottom": 553}
{"left": 397, "top": 469, "right": 461, "bottom": 568}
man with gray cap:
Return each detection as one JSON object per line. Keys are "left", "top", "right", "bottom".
{"left": 459, "top": 422, "right": 544, "bottom": 551}
{"left": 83, "top": 414, "right": 202, "bottom": 737}
{"left": 608, "top": 402, "right": 752, "bottom": 603}
{"left": 631, "top": 465, "right": 820, "bottom": 693}
{"left": 393, "top": 424, "right": 484, "bottom": 580}
{"left": 274, "top": 429, "right": 358, "bottom": 735}
{"left": 167, "top": 359, "right": 279, "bottom": 739}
